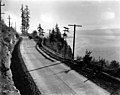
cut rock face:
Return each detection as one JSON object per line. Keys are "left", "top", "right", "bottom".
{"left": 0, "top": 34, "right": 21, "bottom": 95}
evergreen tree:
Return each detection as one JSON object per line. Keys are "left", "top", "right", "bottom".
{"left": 37, "top": 24, "right": 44, "bottom": 36}
{"left": 49, "top": 28, "right": 55, "bottom": 43}
{"left": 24, "top": 5, "right": 30, "bottom": 32}
{"left": 21, "top": 4, "right": 30, "bottom": 35}
{"left": 110, "top": 60, "right": 119, "bottom": 69}
{"left": 83, "top": 49, "right": 92, "bottom": 64}
{"left": 21, "top": 4, "right": 25, "bottom": 34}
{"left": 55, "top": 24, "right": 61, "bottom": 40}
{"left": 63, "top": 32, "right": 67, "bottom": 38}
{"left": 45, "top": 24, "right": 72, "bottom": 59}
{"left": 32, "top": 30, "right": 37, "bottom": 38}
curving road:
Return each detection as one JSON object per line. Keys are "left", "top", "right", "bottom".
{"left": 20, "top": 37, "right": 110, "bottom": 95}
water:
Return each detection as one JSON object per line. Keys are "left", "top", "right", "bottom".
{"left": 67, "top": 29, "right": 120, "bottom": 62}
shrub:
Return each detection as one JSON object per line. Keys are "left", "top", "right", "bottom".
{"left": 110, "top": 60, "right": 119, "bottom": 69}
{"left": 76, "top": 55, "right": 82, "bottom": 62}
{"left": 83, "top": 49, "right": 92, "bottom": 64}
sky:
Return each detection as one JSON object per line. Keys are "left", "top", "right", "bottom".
{"left": 2, "top": 0, "right": 120, "bottom": 33}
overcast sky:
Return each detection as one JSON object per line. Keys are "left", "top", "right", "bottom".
{"left": 2, "top": 0, "right": 120, "bottom": 33}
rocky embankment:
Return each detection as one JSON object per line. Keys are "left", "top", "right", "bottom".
{"left": 0, "top": 34, "right": 20, "bottom": 95}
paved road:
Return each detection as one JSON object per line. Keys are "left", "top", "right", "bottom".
{"left": 20, "top": 37, "right": 110, "bottom": 95}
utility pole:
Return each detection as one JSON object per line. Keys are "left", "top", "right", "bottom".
{"left": 15, "top": 22, "right": 16, "bottom": 31}
{"left": 68, "top": 24, "right": 82, "bottom": 60}
{"left": 63, "top": 27, "right": 69, "bottom": 58}
{"left": 63, "top": 27, "right": 69, "bottom": 38}
{"left": 47, "top": 29, "right": 51, "bottom": 37}
{"left": 37, "top": 24, "right": 44, "bottom": 36}
{"left": 8, "top": 15, "right": 11, "bottom": 31}
{"left": 0, "top": 0, "right": 5, "bottom": 32}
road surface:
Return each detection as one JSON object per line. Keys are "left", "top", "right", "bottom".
{"left": 20, "top": 37, "right": 110, "bottom": 95}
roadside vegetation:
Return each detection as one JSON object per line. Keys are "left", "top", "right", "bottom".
{"left": 76, "top": 49, "right": 120, "bottom": 78}
{"left": 44, "top": 24, "right": 73, "bottom": 59}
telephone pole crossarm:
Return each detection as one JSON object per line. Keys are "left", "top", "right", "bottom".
{"left": 63, "top": 27, "right": 69, "bottom": 30}
{"left": 63, "top": 27, "right": 69, "bottom": 32}
{"left": 68, "top": 24, "right": 82, "bottom": 27}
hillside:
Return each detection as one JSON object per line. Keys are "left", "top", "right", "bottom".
{"left": 0, "top": 20, "right": 20, "bottom": 95}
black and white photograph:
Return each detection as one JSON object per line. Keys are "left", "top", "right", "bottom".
{"left": 0, "top": 0, "right": 120, "bottom": 95}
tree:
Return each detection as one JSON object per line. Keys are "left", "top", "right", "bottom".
{"left": 49, "top": 28, "right": 55, "bottom": 43}
{"left": 21, "top": 4, "right": 25, "bottom": 34}
{"left": 55, "top": 24, "right": 61, "bottom": 40}
{"left": 76, "top": 55, "right": 82, "bottom": 62}
{"left": 37, "top": 24, "right": 44, "bottom": 36}
{"left": 63, "top": 32, "right": 67, "bottom": 38}
{"left": 110, "top": 60, "right": 119, "bottom": 69}
{"left": 32, "top": 30, "right": 37, "bottom": 38}
{"left": 98, "top": 58, "right": 106, "bottom": 71}
{"left": 83, "top": 49, "right": 92, "bottom": 64}
{"left": 1, "top": 19, "right": 8, "bottom": 33}
{"left": 21, "top": 4, "right": 30, "bottom": 35}
{"left": 24, "top": 5, "right": 30, "bottom": 32}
